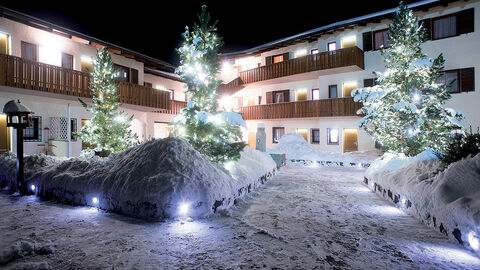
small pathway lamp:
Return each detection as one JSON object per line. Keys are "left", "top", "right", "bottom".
{"left": 2, "top": 100, "right": 34, "bottom": 194}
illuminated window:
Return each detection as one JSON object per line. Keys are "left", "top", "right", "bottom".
{"left": 373, "top": 29, "right": 390, "bottom": 50}
{"left": 61, "top": 53, "right": 73, "bottom": 69}
{"left": 295, "top": 49, "right": 307, "bottom": 58}
{"left": 311, "top": 129, "right": 320, "bottom": 144}
{"left": 272, "top": 127, "right": 285, "bottom": 143}
{"left": 433, "top": 15, "right": 457, "bottom": 39}
{"left": 327, "top": 128, "right": 339, "bottom": 145}
{"left": 296, "top": 89, "right": 307, "bottom": 101}
{"left": 168, "top": 89, "right": 174, "bottom": 99}
{"left": 329, "top": 85, "right": 338, "bottom": 98}
{"left": 273, "top": 55, "right": 284, "bottom": 63}
{"left": 328, "top": 42, "right": 337, "bottom": 51}
{"left": 21, "top": 41, "right": 37, "bottom": 61}
{"left": 312, "top": 88, "right": 320, "bottom": 100}
{"left": 436, "top": 70, "right": 460, "bottom": 93}
{"left": 341, "top": 36, "right": 357, "bottom": 48}
{"left": 81, "top": 56, "right": 93, "bottom": 73}
{"left": 342, "top": 82, "right": 358, "bottom": 98}
{"left": 0, "top": 32, "right": 9, "bottom": 55}
{"left": 311, "top": 49, "right": 319, "bottom": 55}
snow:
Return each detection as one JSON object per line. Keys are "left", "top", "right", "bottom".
{"left": 365, "top": 150, "right": 480, "bottom": 253}
{"left": 0, "top": 137, "right": 275, "bottom": 220}
{"left": 1, "top": 166, "right": 479, "bottom": 269}
{"left": 269, "top": 133, "right": 379, "bottom": 167}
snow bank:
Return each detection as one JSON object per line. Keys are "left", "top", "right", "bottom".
{"left": 0, "top": 137, "right": 275, "bottom": 220}
{"left": 270, "top": 133, "right": 379, "bottom": 167}
{"left": 365, "top": 151, "right": 480, "bottom": 253}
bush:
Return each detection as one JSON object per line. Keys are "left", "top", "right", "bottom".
{"left": 437, "top": 127, "right": 480, "bottom": 165}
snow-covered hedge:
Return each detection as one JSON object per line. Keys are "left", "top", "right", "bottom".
{"left": 365, "top": 151, "right": 480, "bottom": 253}
{"left": 0, "top": 137, "right": 276, "bottom": 220}
{"left": 269, "top": 133, "right": 379, "bottom": 167}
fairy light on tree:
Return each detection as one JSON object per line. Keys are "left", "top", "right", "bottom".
{"left": 352, "top": 2, "right": 464, "bottom": 156}
{"left": 76, "top": 48, "right": 138, "bottom": 154}
{"left": 173, "top": 5, "right": 246, "bottom": 163}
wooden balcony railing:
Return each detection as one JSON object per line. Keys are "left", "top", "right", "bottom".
{"left": 165, "top": 100, "right": 187, "bottom": 114}
{"left": 239, "top": 97, "right": 362, "bottom": 120}
{"left": 238, "top": 46, "right": 364, "bottom": 85}
{"left": 0, "top": 53, "right": 171, "bottom": 110}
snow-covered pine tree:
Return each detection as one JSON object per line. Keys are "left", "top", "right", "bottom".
{"left": 352, "top": 2, "right": 464, "bottom": 156}
{"left": 173, "top": 5, "right": 246, "bottom": 164}
{"left": 77, "top": 47, "right": 138, "bottom": 154}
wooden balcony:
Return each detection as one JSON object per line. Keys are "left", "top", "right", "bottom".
{"left": 239, "top": 97, "right": 362, "bottom": 120}
{"left": 238, "top": 46, "right": 364, "bottom": 85}
{"left": 0, "top": 53, "right": 171, "bottom": 110}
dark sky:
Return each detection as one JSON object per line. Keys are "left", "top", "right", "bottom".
{"left": 1, "top": 0, "right": 411, "bottom": 66}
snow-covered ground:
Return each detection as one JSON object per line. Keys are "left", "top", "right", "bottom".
{"left": 366, "top": 151, "right": 480, "bottom": 253}
{"left": 269, "top": 133, "right": 379, "bottom": 167}
{"left": 1, "top": 166, "right": 479, "bottom": 269}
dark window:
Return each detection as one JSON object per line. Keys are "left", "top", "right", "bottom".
{"left": 24, "top": 116, "right": 41, "bottom": 142}
{"left": 71, "top": 118, "right": 77, "bottom": 141}
{"left": 258, "top": 96, "right": 262, "bottom": 105}
{"left": 311, "top": 129, "right": 320, "bottom": 144}
{"left": 144, "top": 82, "right": 153, "bottom": 88}
{"left": 61, "top": 53, "right": 73, "bottom": 69}
{"left": 327, "top": 128, "right": 339, "bottom": 145}
{"left": 272, "top": 127, "right": 285, "bottom": 144}
{"left": 312, "top": 88, "right": 320, "bottom": 100}
{"left": 273, "top": 90, "right": 289, "bottom": 103}
{"left": 328, "top": 85, "right": 338, "bottom": 98}
{"left": 364, "top": 78, "right": 377, "bottom": 87}
{"left": 437, "top": 70, "right": 460, "bottom": 93}
{"left": 115, "top": 64, "right": 130, "bottom": 82}
{"left": 21, "top": 41, "right": 37, "bottom": 61}
{"left": 373, "top": 29, "right": 390, "bottom": 50}
{"left": 433, "top": 14, "right": 457, "bottom": 40}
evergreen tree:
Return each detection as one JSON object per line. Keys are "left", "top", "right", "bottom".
{"left": 352, "top": 2, "right": 464, "bottom": 156}
{"left": 77, "top": 47, "right": 138, "bottom": 153}
{"left": 173, "top": 5, "right": 246, "bottom": 163}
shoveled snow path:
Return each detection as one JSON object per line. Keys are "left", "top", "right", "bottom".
{"left": 1, "top": 166, "right": 480, "bottom": 269}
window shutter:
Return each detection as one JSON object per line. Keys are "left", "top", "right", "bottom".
{"left": 282, "top": 52, "right": 290, "bottom": 61}
{"left": 458, "top": 8, "right": 474, "bottom": 35}
{"left": 266, "top": 91, "right": 273, "bottom": 104}
{"left": 266, "top": 56, "right": 273, "bottom": 65}
{"left": 131, "top": 68, "right": 139, "bottom": 84}
{"left": 363, "top": 78, "right": 374, "bottom": 87}
{"left": 362, "top": 32, "right": 373, "bottom": 51}
{"left": 283, "top": 90, "right": 290, "bottom": 102}
{"left": 419, "top": 19, "right": 432, "bottom": 40}
{"left": 460, "top": 67, "right": 475, "bottom": 92}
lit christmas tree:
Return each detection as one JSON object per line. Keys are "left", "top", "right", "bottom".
{"left": 173, "top": 5, "right": 246, "bottom": 163}
{"left": 352, "top": 2, "right": 464, "bottom": 156}
{"left": 77, "top": 47, "right": 138, "bottom": 154}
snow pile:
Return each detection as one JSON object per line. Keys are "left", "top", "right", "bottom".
{"left": 0, "top": 137, "right": 275, "bottom": 220}
{"left": 365, "top": 151, "right": 480, "bottom": 252}
{"left": 0, "top": 240, "right": 54, "bottom": 266}
{"left": 270, "top": 133, "right": 379, "bottom": 167}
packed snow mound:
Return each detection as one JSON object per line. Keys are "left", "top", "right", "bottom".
{"left": 270, "top": 133, "right": 379, "bottom": 167}
{"left": 0, "top": 138, "right": 276, "bottom": 220}
{"left": 366, "top": 151, "right": 480, "bottom": 252}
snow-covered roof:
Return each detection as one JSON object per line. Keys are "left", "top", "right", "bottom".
{"left": 221, "top": 0, "right": 455, "bottom": 58}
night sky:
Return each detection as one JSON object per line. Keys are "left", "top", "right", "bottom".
{"left": 1, "top": 0, "right": 411, "bottom": 66}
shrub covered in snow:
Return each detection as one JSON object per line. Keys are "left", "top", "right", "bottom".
{"left": 0, "top": 137, "right": 276, "bottom": 220}
{"left": 436, "top": 129, "right": 480, "bottom": 166}
{"left": 270, "top": 133, "right": 378, "bottom": 167}
{"left": 365, "top": 150, "right": 480, "bottom": 253}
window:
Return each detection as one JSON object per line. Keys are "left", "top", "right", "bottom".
{"left": 61, "top": 53, "right": 73, "bottom": 69}
{"left": 258, "top": 96, "right": 262, "bottom": 105}
{"left": 327, "top": 128, "right": 339, "bottom": 145}
{"left": 311, "top": 49, "right": 319, "bottom": 55}
{"left": 342, "top": 82, "right": 358, "bottom": 98}
{"left": 312, "top": 88, "right": 320, "bottom": 100}
{"left": 296, "top": 89, "right": 307, "bottom": 101}
{"left": 433, "top": 15, "right": 457, "bottom": 40}
{"left": 70, "top": 118, "right": 77, "bottom": 141}
{"left": 341, "top": 36, "right": 356, "bottom": 48}
{"left": 168, "top": 89, "right": 174, "bottom": 100}
{"left": 272, "top": 127, "right": 285, "bottom": 143}
{"left": 24, "top": 116, "right": 41, "bottom": 142}
{"left": 364, "top": 78, "right": 377, "bottom": 87}
{"left": 294, "top": 49, "right": 307, "bottom": 58}
{"left": 273, "top": 91, "right": 285, "bottom": 103}
{"left": 273, "top": 54, "right": 284, "bottom": 64}
{"left": 21, "top": 41, "right": 37, "bottom": 61}
{"left": 0, "top": 32, "right": 9, "bottom": 55}
{"left": 373, "top": 29, "right": 390, "bottom": 50}
{"left": 436, "top": 70, "right": 460, "bottom": 93}
{"left": 144, "top": 82, "right": 153, "bottom": 88}
{"left": 329, "top": 85, "right": 338, "bottom": 98}
{"left": 115, "top": 64, "right": 130, "bottom": 82}
{"left": 311, "top": 129, "right": 320, "bottom": 144}
{"left": 327, "top": 42, "right": 337, "bottom": 51}
{"left": 247, "top": 96, "right": 256, "bottom": 106}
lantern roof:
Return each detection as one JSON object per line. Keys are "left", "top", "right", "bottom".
{"left": 2, "top": 100, "right": 34, "bottom": 115}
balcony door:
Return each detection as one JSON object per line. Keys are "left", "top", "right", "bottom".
{"left": 0, "top": 33, "right": 9, "bottom": 55}
{"left": 343, "top": 128, "right": 358, "bottom": 152}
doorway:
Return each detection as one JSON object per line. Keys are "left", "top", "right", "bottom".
{"left": 343, "top": 128, "right": 358, "bottom": 152}
{"left": 0, "top": 114, "right": 11, "bottom": 153}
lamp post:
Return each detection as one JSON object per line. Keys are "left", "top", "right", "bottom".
{"left": 2, "top": 100, "right": 33, "bottom": 194}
